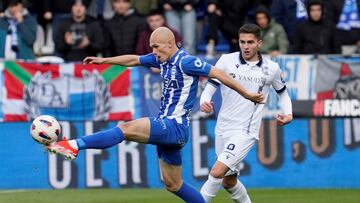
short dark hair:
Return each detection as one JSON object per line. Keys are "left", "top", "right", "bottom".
{"left": 238, "top": 23, "right": 261, "bottom": 40}
{"left": 307, "top": 0, "right": 324, "bottom": 11}
{"left": 8, "top": 0, "right": 24, "bottom": 7}
{"left": 255, "top": 6, "right": 271, "bottom": 21}
{"left": 147, "top": 9, "right": 164, "bottom": 17}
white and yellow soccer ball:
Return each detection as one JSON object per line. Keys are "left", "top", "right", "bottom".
{"left": 30, "top": 115, "right": 61, "bottom": 145}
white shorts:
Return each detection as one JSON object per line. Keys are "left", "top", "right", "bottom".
{"left": 215, "top": 131, "right": 257, "bottom": 176}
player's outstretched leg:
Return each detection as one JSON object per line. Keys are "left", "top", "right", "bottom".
{"left": 223, "top": 176, "right": 251, "bottom": 203}
{"left": 46, "top": 118, "right": 151, "bottom": 160}
{"left": 46, "top": 127, "right": 124, "bottom": 160}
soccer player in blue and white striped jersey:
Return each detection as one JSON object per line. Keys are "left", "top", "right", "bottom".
{"left": 46, "top": 27, "right": 264, "bottom": 203}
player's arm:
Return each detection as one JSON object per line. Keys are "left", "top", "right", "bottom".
{"left": 199, "top": 81, "right": 217, "bottom": 113}
{"left": 275, "top": 89, "right": 293, "bottom": 126}
{"left": 208, "top": 66, "right": 265, "bottom": 103}
{"left": 83, "top": 55, "right": 141, "bottom": 67}
{"left": 272, "top": 66, "right": 293, "bottom": 126}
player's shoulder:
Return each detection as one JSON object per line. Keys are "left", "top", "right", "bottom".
{"left": 180, "top": 54, "right": 201, "bottom": 65}
{"left": 179, "top": 54, "right": 209, "bottom": 69}
{"left": 218, "top": 52, "right": 240, "bottom": 61}
{"left": 261, "top": 55, "right": 281, "bottom": 70}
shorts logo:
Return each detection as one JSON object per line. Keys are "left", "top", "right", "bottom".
{"left": 227, "top": 144, "right": 235, "bottom": 150}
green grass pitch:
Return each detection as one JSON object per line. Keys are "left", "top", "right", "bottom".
{"left": 1, "top": 189, "right": 359, "bottom": 203}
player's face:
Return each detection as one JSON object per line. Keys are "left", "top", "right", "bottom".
{"left": 147, "top": 15, "right": 165, "bottom": 31}
{"left": 309, "top": 5, "right": 322, "bottom": 22}
{"left": 239, "top": 33, "right": 262, "bottom": 61}
{"left": 150, "top": 37, "right": 171, "bottom": 62}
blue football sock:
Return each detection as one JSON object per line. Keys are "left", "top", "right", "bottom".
{"left": 173, "top": 182, "right": 205, "bottom": 203}
{"left": 76, "top": 127, "right": 125, "bottom": 150}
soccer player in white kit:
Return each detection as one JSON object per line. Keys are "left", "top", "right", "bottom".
{"left": 199, "top": 23, "right": 293, "bottom": 203}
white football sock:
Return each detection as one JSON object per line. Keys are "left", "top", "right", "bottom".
{"left": 200, "top": 175, "right": 223, "bottom": 202}
{"left": 225, "top": 180, "right": 251, "bottom": 203}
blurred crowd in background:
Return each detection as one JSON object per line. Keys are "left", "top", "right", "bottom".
{"left": 0, "top": 0, "right": 359, "bottom": 63}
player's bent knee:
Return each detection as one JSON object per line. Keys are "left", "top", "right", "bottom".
{"left": 222, "top": 178, "right": 237, "bottom": 189}
{"left": 209, "top": 168, "right": 225, "bottom": 179}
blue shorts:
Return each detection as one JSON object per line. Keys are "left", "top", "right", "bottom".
{"left": 148, "top": 117, "right": 189, "bottom": 166}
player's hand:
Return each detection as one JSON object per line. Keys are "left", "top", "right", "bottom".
{"left": 200, "top": 101, "right": 213, "bottom": 113}
{"left": 275, "top": 114, "right": 293, "bottom": 126}
{"left": 83, "top": 56, "right": 105, "bottom": 65}
{"left": 245, "top": 92, "right": 265, "bottom": 104}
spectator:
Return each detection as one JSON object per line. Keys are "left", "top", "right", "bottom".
{"left": 205, "top": 0, "right": 258, "bottom": 58}
{"left": 271, "top": 0, "right": 307, "bottom": 46}
{"left": 43, "top": 0, "right": 92, "bottom": 19}
{"left": 26, "top": 0, "right": 46, "bottom": 26}
{"left": 43, "top": 0, "right": 92, "bottom": 33}
{"left": 160, "top": 0, "right": 198, "bottom": 54}
{"left": 103, "top": 0, "right": 145, "bottom": 56}
{"left": 136, "top": 9, "right": 182, "bottom": 55}
{"left": 90, "top": 0, "right": 114, "bottom": 20}
{"left": 293, "top": 0, "right": 341, "bottom": 54}
{"left": 132, "top": 0, "right": 158, "bottom": 16}
{"left": 255, "top": 6, "right": 288, "bottom": 56}
{"left": 0, "top": 0, "right": 37, "bottom": 60}
{"left": 327, "top": 0, "right": 360, "bottom": 55}
{"left": 55, "top": 1, "right": 104, "bottom": 62}
{"left": 28, "top": 0, "right": 55, "bottom": 56}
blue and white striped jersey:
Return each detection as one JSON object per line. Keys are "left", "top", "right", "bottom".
{"left": 139, "top": 48, "right": 212, "bottom": 125}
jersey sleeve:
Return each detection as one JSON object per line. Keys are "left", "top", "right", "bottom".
{"left": 139, "top": 53, "right": 161, "bottom": 68}
{"left": 180, "top": 55, "right": 212, "bottom": 76}
{"left": 272, "top": 64, "right": 286, "bottom": 93}
{"left": 208, "top": 55, "right": 227, "bottom": 87}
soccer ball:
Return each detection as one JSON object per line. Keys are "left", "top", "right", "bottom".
{"left": 30, "top": 115, "right": 61, "bottom": 145}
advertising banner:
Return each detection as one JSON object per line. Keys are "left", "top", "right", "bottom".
{"left": 1, "top": 119, "right": 359, "bottom": 189}
{"left": 263, "top": 55, "right": 317, "bottom": 118}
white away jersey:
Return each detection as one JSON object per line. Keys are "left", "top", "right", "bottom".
{"left": 210, "top": 52, "right": 286, "bottom": 139}
{"left": 140, "top": 48, "right": 212, "bottom": 125}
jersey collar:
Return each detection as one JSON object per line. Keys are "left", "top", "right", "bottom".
{"left": 166, "top": 48, "right": 185, "bottom": 65}
{"left": 239, "top": 51, "right": 263, "bottom": 67}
